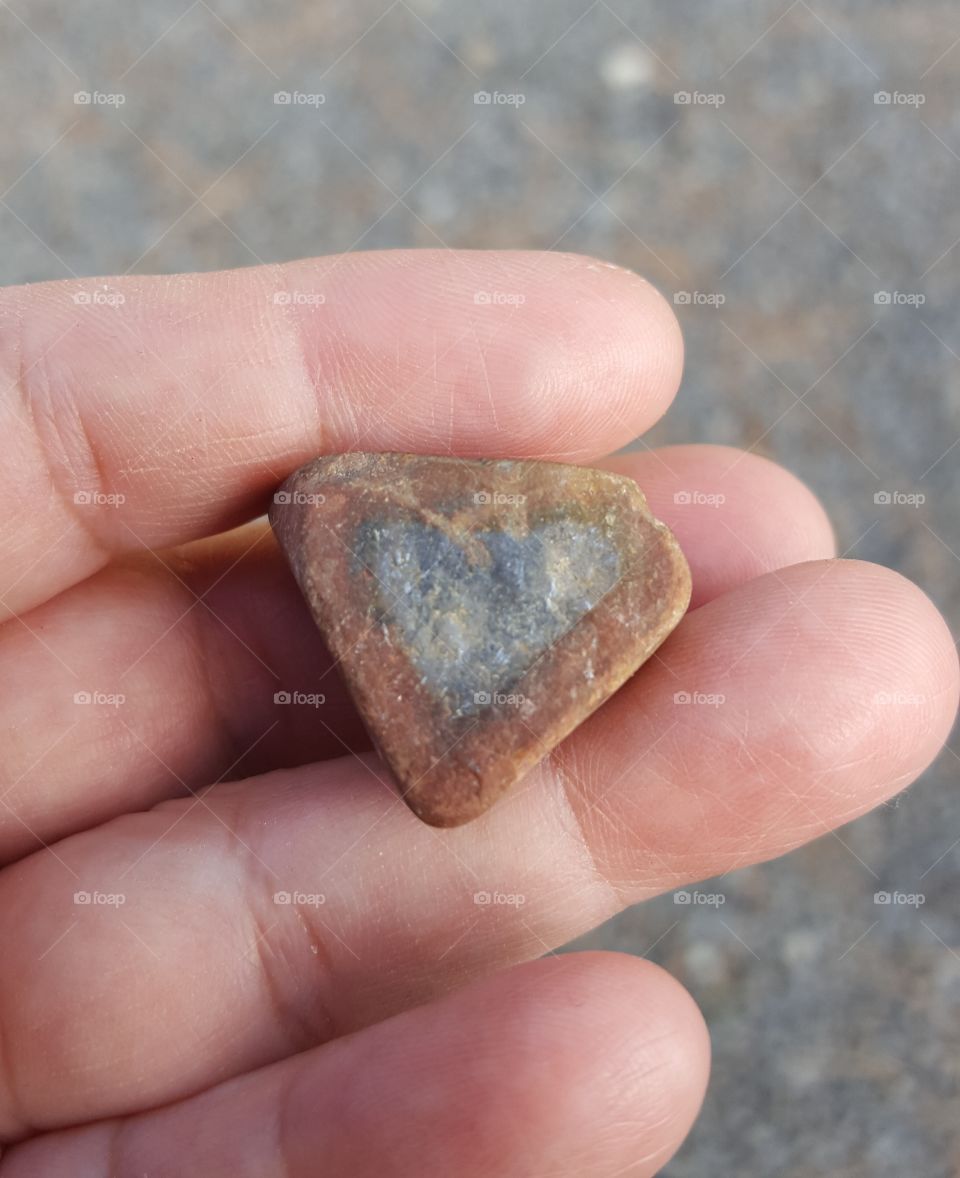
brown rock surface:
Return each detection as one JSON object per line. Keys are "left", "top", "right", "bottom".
{"left": 270, "top": 453, "right": 691, "bottom": 826}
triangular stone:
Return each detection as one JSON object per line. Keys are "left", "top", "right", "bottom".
{"left": 270, "top": 453, "right": 691, "bottom": 826}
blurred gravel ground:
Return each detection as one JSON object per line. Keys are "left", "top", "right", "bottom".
{"left": 1, "top": 2, "right": 958, "bottom": 1174}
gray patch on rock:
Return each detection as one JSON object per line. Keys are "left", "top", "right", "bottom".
{"left": 353, "top": 518, "right": 621, "bottom": 717}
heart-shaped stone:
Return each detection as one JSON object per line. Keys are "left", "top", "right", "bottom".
{"left": 270, "top": 453, "right": 691, "bottom": 826}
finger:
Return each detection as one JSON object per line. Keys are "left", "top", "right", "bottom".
{"left": 0, "top": 560, "right": 953, "bottom": 1134}
{"left": 606, "top": 443, "right": 836, "bottom": 607}
{"left": 0, "top": 953, "right": 708, "bottom": 1177}
{"left": 0, "top": 445, "right": 835, "bottom": 861}
{"left": 0, "top": 250, "right": 682, "bottom": 620}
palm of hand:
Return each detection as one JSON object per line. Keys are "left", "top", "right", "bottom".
{"left": 0, "top": 250, "right": 955, "bottom": 1177}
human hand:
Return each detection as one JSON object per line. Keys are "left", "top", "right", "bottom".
{"left": 0, "top": 250, "right": 955, "bottom": 1176}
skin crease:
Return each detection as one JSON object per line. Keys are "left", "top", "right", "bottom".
{"left": 0, "top": 251, "right": 955, "bottom": 1175}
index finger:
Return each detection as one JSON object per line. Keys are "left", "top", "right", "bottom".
{"left": 0, "top": 249, "right": 682, "bottom": 619}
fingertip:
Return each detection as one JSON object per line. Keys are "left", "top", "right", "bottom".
{"left": 285, "top": 949, "right": 711, "bottom": 1178}
{"left": 466, "top": 951, "right": 710, "bottom": 1175}
{"left": 606, "top": 444, "right": 837, "bottom": 607}
{"left": 572, "top": 556, "right": 958, "bottom": 886}
{"left": 547, "top": 256, "right": 684, "bottom": 458}
{"left": 687, "top": 555, "right": 959, "bottom": 782}
{"left": 547, "top": 949, "right": 711, "bottom": 1113}
{"left": 685, "top": 443, "right": 837, "bottom": 559}
{"left": 290, "top": 249, "right": 685, "bottom": 461}
{"left": 831, "top": 559, "right": 959, "bottom": 771}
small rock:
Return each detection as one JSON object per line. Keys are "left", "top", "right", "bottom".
{"left": 270, "top": 453, "right": 691, "bottom": 826}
